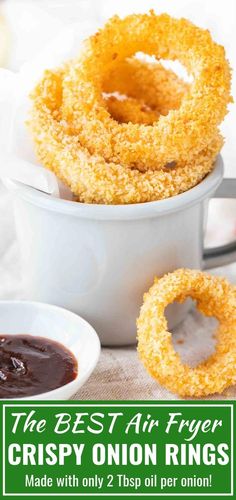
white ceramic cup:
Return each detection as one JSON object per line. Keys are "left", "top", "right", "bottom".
{"left": 5, "top": 156, "right": 236, "bottom": 345}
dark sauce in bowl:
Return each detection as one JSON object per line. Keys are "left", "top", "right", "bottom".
{"left": 0, "top": 334, "right": 78, "bottom": 398}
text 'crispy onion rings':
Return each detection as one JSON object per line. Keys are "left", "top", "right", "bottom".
{"left": 28, "top": 59, "right": 223, "bottom": 204}
{"left": 62, "top": 11, "right": 231, "bottom": 170}
{"left": 137, "top": 269, "right": 236, "bottom": 397}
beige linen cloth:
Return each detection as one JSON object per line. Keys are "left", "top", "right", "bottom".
{"left": 0, "top": 182, "right": 235, "bottom": 401}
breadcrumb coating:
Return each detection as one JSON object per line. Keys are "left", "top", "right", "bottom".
{"left": 63, "top": 11, "right": 231, "bottom": 170}
{"left": 28, "top": 62, "right": 223, "bottom": 204}
{"left": 105, "top": 95, "right": 160, "bottom": 125}
{"left": 137, "top": 269, "right": 236, "bottom": 397}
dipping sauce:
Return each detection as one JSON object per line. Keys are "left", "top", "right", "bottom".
{"left": 0, "top": 335, "right": 78, "bottom": 398}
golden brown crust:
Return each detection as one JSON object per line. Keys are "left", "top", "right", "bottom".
{"left": 137, "top": 269, "right": 236, "bottom": 397}
{"left": 105, "top": 95, "right": 160, "bottom": 125}
{"left": 62, "top": 12, "right": 231, "bottom": 170}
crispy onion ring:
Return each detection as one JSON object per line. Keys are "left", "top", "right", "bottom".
{"left": 104, "top": 58, "right": 188, "bottom": 124}
{"left": 137, "top": 269, "right": 236, "bottom": 397}
{"left": 29, "top": 64, "right": 222, "bottom": 204}
{"left": 62, "top": 12, "right": 231, "bottom": 170}
{"left": 103, "top": 58, "right": 189, "bottom": 119}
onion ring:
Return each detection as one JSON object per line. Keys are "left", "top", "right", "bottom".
{"left": 62, "top": 11, "right": 231, "bottom": 170}
{"left": 28, "top": 66, "right": 222, "bottom": 204}
{"left": 137, "top": 269, "right": 236, "bottom": 397}
{"left": 104, "top": 58, "right": 188, "bottom": 124}
{"left": 103, "top": 58, "right": 189, "bottom": 118}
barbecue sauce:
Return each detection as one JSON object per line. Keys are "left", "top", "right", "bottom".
{"left": 0, "top": 334, "right": 78, "bottom": 398}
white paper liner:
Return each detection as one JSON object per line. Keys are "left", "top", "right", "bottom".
{"left": 0, "top": 20, "right": 98, "bottom": 199}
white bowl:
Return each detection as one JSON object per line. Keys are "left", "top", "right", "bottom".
{"left": 0, "top": 300, "right": 100, "bottom": 399}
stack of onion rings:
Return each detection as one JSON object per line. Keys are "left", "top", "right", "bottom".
{"left": 29, "top": 65, "right": 222, "bottom": 204}
{"left": 137, "top": 269, "right": 236, "bottom": 397}
{"left": 28, "top": 11, "right": 231, "bottom": 204}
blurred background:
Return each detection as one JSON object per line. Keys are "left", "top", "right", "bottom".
{"left": 0, "top": 0, "right": 235, "bottom": 264}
